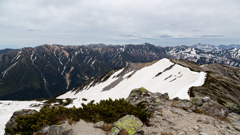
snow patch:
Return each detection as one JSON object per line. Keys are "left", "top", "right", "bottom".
{"left": 123, "top": 71, "right": 134, "bottom": 78}
{"left": 1, "top": 62, "right": 18, "bottom": 77}
{"left": 10, "top": 51, "right": 22, "bottom": 63}
{"left": 62, "top": 66, "right": 66, "bottom": 75}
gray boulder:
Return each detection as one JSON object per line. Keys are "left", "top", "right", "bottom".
{"left": 109, "top": 127, "right": 121, "bottom": 135}
{"left": 36, "top": 121, "right": 73, "bottom": 135}
{"left": 110, "top": 115, "right": 143, "bottom": 135}
{"left": 93, "top": 121, "right": 104, "bottom": 128}
{"left": 197, "top": 101, "right": 229, "bottom": 118}
{"left": 202, "top": 97, "right": 211, "bottom": 103}
{"left": 126, "top": 87, "right": 169, "bottom": 112}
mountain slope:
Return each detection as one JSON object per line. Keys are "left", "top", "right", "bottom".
{"left": 2, "top": 43, "right": 240, "bottom": 100}
{"left": 0, "top": 43, "right": 168, "bottom": 100}
{"left": 170, "top": 58, "right": 240, "bottom": 105}
{"left": 0, "top": 49, "right": 15, "bottom": 54}
{"left": 57, "top": 58, "right": 206, "bottom": 106}
{"left": 0, "top": 45, "right": 112, "bottom": 100}
{"left": 58, "top": 58, "right": 240, "bottom": 111}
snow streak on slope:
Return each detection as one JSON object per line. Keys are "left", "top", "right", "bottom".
{"left": 58, "top": 59, "right": 206, "bottom": 107}
{"left": 0, "top": 101, "right": 43, "bottom": 135}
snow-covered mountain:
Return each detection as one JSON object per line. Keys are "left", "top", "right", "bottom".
{"left": 191, "top": 43, "right": 219, "bottom": 52}
{"left": 166, "top": 45, "right": 240, "bottom": 67}
{"left": 218, "top": 44, "right": 240, "bottom": 50}
{"left": 190, "top": 43, "right": 240, "bottom": 51}
{"left": 58, "top": 58, "right": 240, "bottom": 109}
{"left": 58, "top": 58, "right": 206, "bottom": 106}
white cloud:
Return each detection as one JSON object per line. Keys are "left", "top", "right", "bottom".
{"left": 0, "top": 0, "right": 240, "bottom": 48}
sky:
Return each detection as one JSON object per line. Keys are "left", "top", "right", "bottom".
{"left": 0, "top": 0, "right": 240, "bottom": 49}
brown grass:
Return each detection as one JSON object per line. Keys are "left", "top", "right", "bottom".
{"left": 196, "top": 119, "right": 202, "bottom": 122}
{"left": 161, "top": 132, "right": 173, "bottom": 135}
{"left": 182, "top": 106, "right": 189, "bottom": 111}
{"left": 118, "top": 128, "right": 128, "bottom": 135}
{"left": 101, "top": 123, "right": 113, "bottom": 131}
{"left": 170, "top": 102, "right": 180, "bottom": 107}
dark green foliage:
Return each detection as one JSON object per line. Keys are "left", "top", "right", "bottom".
{"left": 82, "top": 98, "right": 87, "bottom": 101}
{"left": 79, "top": 98, "right": 152, "bottom": 123}
{"left": 44, "top": 98, "right": 72, "bottom": 106}
{"left": 63, "top": 98, "right": 72, "bottom": 106}
{"left": 7, "top": 98, "right": 151, "bottom": 135}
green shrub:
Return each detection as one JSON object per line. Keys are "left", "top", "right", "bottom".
{"left": 79, "top": 98, "right": 151, "bottom": 123}
{"left": 82, "top": 98, "right": 87, "bottom": 101}
{"left": 7, "top": 98, "right": 151, "bottom": 135}
{"left": 43, "top": 98, "right": 72, "bottom": 106}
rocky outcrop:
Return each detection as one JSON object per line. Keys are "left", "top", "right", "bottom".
{"left": 35, "top": 121, "right": 73, "bottom": 135}
{"left": 109, "top": 115, "right": 143, "bottom": 135}
{"left": 5, "top": 109, "right": 37, "bottom": 135}
{"left": 137, "top": 98, "right": 240, "bottom": 135}
{"left": 125, "top": 88, "right": 239, "bottom": 134}
{"left": 172, "top": 96, "right": 229, "bottom": 118}
{"left": 126, "top": 87, "right": 169, "bottom": 112}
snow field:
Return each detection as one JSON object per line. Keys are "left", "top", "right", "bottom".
{"left": 58, "top": 58, "right": 206, "bottom": 107}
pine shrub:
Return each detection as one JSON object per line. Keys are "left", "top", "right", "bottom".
{"left": 7, "top": 98, "right": 151, "bottom": 135}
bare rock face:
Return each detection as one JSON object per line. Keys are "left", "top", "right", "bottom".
{"left": 5, "top": 109, "right": 37, "bottom": 135}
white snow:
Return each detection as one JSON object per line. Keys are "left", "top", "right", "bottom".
{"left": 123, "top": 71, "right": 134, "bottom": 78}
{"left": 62, "top": 66, "right": 66, "bottom": 75}
{"left": 31, "top": 52, "right": 37, "bottom": 64}
{"left": 58, "top": 58, "right": 206, "bottom": 108}
{"left": 0, "top": 101, "right": 44, "bottom": 135}
{"left": 191, "top": 48, "right": 196, "bottom": 55}
{"left": 91, "top": 60, "right": 96, "bottom": 67}
{"left": 1, "top": 62, "right": 18, "bottom": 77}
{"left": 10, "top": 51, "right": 21, "bottom": 63}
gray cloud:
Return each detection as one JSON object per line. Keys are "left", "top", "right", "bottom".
{"left": 28, "top": 29, "right": 34, "bottom": 31}
{"left": 120, "top": 35, "right": 137, "bottom": 37}
{"left": 0, "top": 0, "right": 240, "bottom": 49}
{"left": 159, "top": 35, "right": 173, "bottom": 38}
{"left": 201, "top": 35, "right": 224, "bottom": 38}
{"left": 192, "top": 30, "right": 201, "bottom": 32}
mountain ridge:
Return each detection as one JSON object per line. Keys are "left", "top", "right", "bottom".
{"left": 1, "top": 43, "right": 240, "bottom": 100}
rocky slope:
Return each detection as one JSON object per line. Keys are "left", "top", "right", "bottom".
{"left": 0, "top": 45, "right": 112, "bottom": 100}
{"left": 170, "top": 58, "right": 240, "bottom": 109}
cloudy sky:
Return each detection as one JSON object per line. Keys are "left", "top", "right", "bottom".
{"left": 0, "top": 0, "right": 240, "bottom": 49}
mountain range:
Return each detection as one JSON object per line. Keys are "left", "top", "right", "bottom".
{"left": 1, "top": 43, "right": 240, "bottom": 100}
